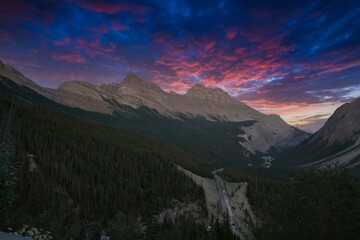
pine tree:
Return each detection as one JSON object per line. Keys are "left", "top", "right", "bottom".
{"left": 142, "top": 170, "right": 159, "bottom": 240}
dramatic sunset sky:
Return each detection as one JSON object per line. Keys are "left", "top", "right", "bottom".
{"left": 1, "top": 0, "right": 359, "bottom": 132}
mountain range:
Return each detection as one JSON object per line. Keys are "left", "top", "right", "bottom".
{"left": 1, "top": 60, "right": 359, "bottom": 170}
{"left": 0, "top": 60, "right": 309, "bottom": 165}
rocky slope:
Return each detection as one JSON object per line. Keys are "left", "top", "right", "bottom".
{"left": 277, "top": 98, "right": 360, "bottom": 168}
{"left": 53, "top": 81, "right": 112, "bottom": 114}
{"left": 0, "top": 60, "right": 53, "bottom": 98}
{"left": 53, "top": 74, "right": 309, "bottom": 154}
{"left": 308, "top": 98, "right": 360, "bottom": 167}
{"left": 308, "top": 98, "right": 360, "bottom": 146}
{"left": 238, "top": 114, "right": 309, "bottom": 155}
{"left": 55, "top": 73, "right": 264, "bottom": 121}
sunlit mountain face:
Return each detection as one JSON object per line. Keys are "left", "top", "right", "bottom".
{"left": 1, "top": 0, "right": 359, "bottom": 132}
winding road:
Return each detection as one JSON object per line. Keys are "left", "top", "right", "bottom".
{"left": 212, "top": 169, "right": 240, "bottom": 236}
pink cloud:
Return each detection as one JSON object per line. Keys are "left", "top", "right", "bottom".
{"left": 23, "top": 62, "right": 45, "bottom": 69}
{"left": 69, "top": 38, "right": 116, "bottom": 57}
{"left": 0, "top": 1, "right": 56, "bottom": 24}
{"left": 225, "top": 27, "right": 237, "bottom": 40}
{"left": 74, "top": 0, "right": 150, "bottom": 14}
{"left": 54, "top": 37, "right": 72, "bottom": 46}
{"left": 112, "top": 21, "right": 129, "bottom": 31}
{"left": 152, "top": 34, "right": 291, "bottom": 94}
{"left": 204, "top": 41, "right": 215, "bottom": 51}
{"left": 235, "top": 47, "right": 246, "bottom": 55}
{"left": 162, "top": 80, "right": 193, "bottom": 93}
{"left": 152, "top": 31, "right": 172, "bottom": 43}
{"left": 51, "top": 53, "right": 86, "bottom": 63}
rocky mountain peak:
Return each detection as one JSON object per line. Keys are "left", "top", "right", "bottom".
{"left": 0, "top": 59, "right": 53, "bottom": 98}
{"left": 121, "top": 73, "right": 163, "bottom": 93}
{"left": 309, "top": 97, "right": 360, "bottom": 145}
{"left": 185, "top": 84, "right": 235, "bottom": 103}
{"left": 0, "top": 60, "right": 23, "bottom": 77}
{"left": 188, "top": 83, "right": 206, "bottom": 91}
{"left": 285, "top": 97, "right": 360, "bottom": 168}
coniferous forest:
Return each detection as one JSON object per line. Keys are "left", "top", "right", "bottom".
{"left": 2, "top": 97, "right": 360, "bottom": 240}
{"left": 0, "top": 98, "right": 218, "bottom": 239}
{"left": 221, "top": 167, "right": 360, "bottom": 240}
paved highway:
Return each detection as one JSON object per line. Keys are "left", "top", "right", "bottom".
{"left": 212, "top": 169, "right": 240, "bottom": 236}
{"left": 213, "top": 173, "right": 228, "bottom": 214}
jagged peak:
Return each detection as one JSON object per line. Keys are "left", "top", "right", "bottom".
{"left": 0, "top": 60, "right": 35, "bottom": 85}
{"left": 122, "top": 73, "right": 153, "bottom": 86}
{"left": 121, "top": 73, "right": 163, "bottom": 93}
{"left": 0, "top": 60, "right": 24, "bottom": 77}
{"left": 188, "top": 83, "right": 206, "bottom": 90}
{"left": 124, "top": 73, "right": 141, "bottom": 80}
{"left": 185, "top": 83, "right": 234, "bottom": 103}
{"left": 187, "top": 83, "right": 229, "bottom": 95}
{"left": 266, "top": 114, "right": 282, "bottom": 120}
{"left": 0, "top": 60, "right": 53, "bottom": 97}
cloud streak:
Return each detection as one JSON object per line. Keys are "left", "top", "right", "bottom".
{"left": 51, "top": 53, "right": 86, "bottom": 63}
{"left": 72, "top": 0, "right": 150, "bottom": 14}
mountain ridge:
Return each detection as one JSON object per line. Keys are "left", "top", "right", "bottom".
{"left": 308, "top": 98, "right": 360, "bottom": 146}
{"left": 0, "top": 60, "right": 277, "bottom": 122}
{"left": 185, "top": 83, "right": 235, "bottom": 103}
{"left": 121, "top": 73, "right": 164, "bottom": 93}
{"left": 0, "top": 60, "right": 310, "bottom": 156}
{"left": 274, "top": 97, "right": 360, "bottom": 169}
{"left": 48, "top": 72, "right": 267, "bottom": 122}
{"left": 0, "top": 60, "right": 54, "bottom": 98}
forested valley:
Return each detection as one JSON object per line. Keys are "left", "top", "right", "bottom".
{"left": 0, "top": 98, "right": 234, "bottom": 239}
{"left": 2, "top": 96, "right": 360, "bottom": 240}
